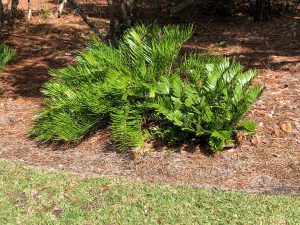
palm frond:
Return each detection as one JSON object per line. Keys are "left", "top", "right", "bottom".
{"left": 110, "top": 105, "right": 144, "bottom": 151}
{"left": 239, "top": 120, "right": 257, "bottom": 135}
{"left": 0, "top": 44, "right": 16, "bottom": 69}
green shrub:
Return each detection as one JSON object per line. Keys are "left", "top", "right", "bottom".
{"left": 32, "top": 25, "right": 263, "bottom": 152}
{"left": 40, "top": 8, "right": 52, "bottom": 17}
{"left": 0, "top": 43, "right": 16, "bottom": 70}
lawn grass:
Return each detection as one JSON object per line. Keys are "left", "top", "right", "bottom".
{"left": 0, "top": 160, "right": 299, "bottom": 224}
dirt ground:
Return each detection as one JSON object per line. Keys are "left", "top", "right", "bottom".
{"left": 0, "top": 0, "right": 300, "bottom": 195}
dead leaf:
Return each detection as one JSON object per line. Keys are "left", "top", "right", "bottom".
{"left": 235, "top": 131, "right": 245, "bottom": 145}
{"left": 251, "top": 135, "right": 261, "bottom": 147}
{"left": 100, "top": 184, "right": 110, "bottom": 192}
{"left": 274, "top": 128, "right": 281, "bottom": 137}
{"left": 52, "top": 206, "right": 64, "bottom": 218}
{"left": 280, "top": 123, "right": 293, "bottom": 133}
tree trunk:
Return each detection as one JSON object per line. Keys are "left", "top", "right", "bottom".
{"left": 254, "top": 0, "right": 271, "bottom": 21}
{"left": 170, "top": 0, "right": 195, "bottom": 16}
{"left": 9, "top": 0, "right": 19, "bottom": 26}
{"left": 67, "top": 0, "right": 104, "bottom": 39}
{"left": 57, "top": 0, "right": 68, "bottom": 18}
{"left": 27, "top": 0, "right": 32, "bottom": 20}
{"left": 108, "top": 0, "right": 137, "bottom": 43}
{"left": 107, "top": 0, "right": 118, "bottom": 42}
{"left": 0, "top": 0, "right": 3, "bottom": 28}
{"left": 0, "top": 0, "right": 3, "bottom": 40}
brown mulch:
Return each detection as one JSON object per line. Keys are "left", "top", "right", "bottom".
{"left": 0, "top": 1, "right": 299, "bottom": 195}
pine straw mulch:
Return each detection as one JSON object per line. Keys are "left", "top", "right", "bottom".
{"left": 0, "top": 7, "right": 299, "bottom": 195}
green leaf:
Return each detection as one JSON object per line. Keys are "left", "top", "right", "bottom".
{"left": 239, "top": 120, "right": 257, "bottom": 135}
{"left": 0, "top": 43, "right": 16, "bottom": 68}
{"left": 149, "top": 90, "right": 155, "bottom": 98}
{"left": 209, "top": 130, "right": 233, "bottom": 152}
{"left": 156, "top": 82, "right": 170, "bottom": 94}
{"left": 184, "top": 97, "right": 194, "bottom": 107}
{"left": 110, "top": 105, "right": 144, "bottom": 151}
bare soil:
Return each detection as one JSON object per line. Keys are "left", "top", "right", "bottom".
{"left": 0, "top": 0, "right": 299, "bottom": 195}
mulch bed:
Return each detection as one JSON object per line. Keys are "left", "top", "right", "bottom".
{"left": 0, "top": 2, "right": 299, "bottom": 195}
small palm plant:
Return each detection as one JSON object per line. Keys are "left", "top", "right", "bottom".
{"left": 0, "top": 43, "right": 16, "bottom": 70}
{"left": 32, "top": 24, "right": 263, "bottom": 152}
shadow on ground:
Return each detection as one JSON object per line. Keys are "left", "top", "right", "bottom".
{"left": 1, "top": 20, "right": 103, "bottom": 98}
{"left": 183, "top": 14, "right": 299, "bottom": 71}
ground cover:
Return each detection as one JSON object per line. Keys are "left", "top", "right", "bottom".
{"left": 0, "top": 160, "right": 300, "bottom": 224}
{"left": 0, "top": 0, "right": 299, "bottom": 194}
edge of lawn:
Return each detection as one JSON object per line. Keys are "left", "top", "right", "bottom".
{"left": 0, "top": 159, "right": 299, "bottom": 224}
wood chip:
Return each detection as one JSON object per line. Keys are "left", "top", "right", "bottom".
{"left": 274, "top": 128, "right": 281, "bottom": 137}
{"left": 251, "top": 135, "right": 261, "bottom": 147}
{"left": 280, "top": 123, "right": 293, "bottom": 133}
{"left": 235, "top": 131, "right": 245, "bottom": 144}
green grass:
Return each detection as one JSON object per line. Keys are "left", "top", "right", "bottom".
{"left": 0, "top": 160, "right": 299, "bottom": 224}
